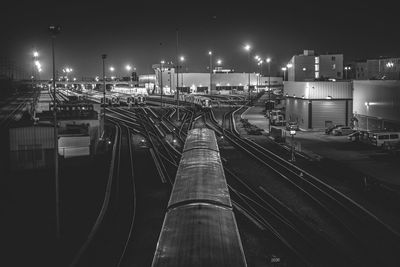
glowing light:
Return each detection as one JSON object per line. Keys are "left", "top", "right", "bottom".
{"left": 180, "top": 56, "right": 185, "bottom": 62}
{"left": 282, "top": 67, "right": 287, "bottom": 71}
{"left": 160, "top": 60, "right": 165, "bottom": 64}
{"left": 266, "top": 58, "right": 271, "bottom": 63}
{"left": 208, "top": 51, "right": 212, "bottom": 55}
{"left": 217, "top": 59, "right": 222, "bottom": 65}
{"left": 126, "top": 65, "right": 132, "bottom": 71}
{"left": 302, "top": 67, "right": 306, "bottom": 71}
{"left": 287, "top": 63, "right": 293, "bottom": 68}
{"left": 244, "top": 44, "right": 251, "bottom": 51}
{"left": 109, "top": 66, "right": 115, "bottom": 72}
{"left": 33, "top": 51, "right": 39, "bottom": 57}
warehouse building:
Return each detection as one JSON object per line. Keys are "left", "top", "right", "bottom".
{"left": 152, "top": 63, "right": 282, "bottom": 94}
{"left": 284, "top": 81, "right": 353, "bottom": 130}
{"left": 353, "top": 57, "right": 400, "bottom": 80}
{"left": 353, "top": 80, "right": 400, "bottom": 131}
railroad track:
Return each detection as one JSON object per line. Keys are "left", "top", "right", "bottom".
{"left": 70, "top": 120, "right": 136, "bottom": 267}
{"left": 204, "top": 107, "right": 400, "bottom": 266}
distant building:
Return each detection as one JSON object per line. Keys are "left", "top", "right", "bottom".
{"left": 284, "top": 81, "right": 353, "bottom": 129}
{"left": 353, "top": 57, "right": 400, "bottom": 80}
{"left": 287, "top": 50, "right": 343, "bottom": 81}
{"left": 152, "top": 63, "right": 282, "bottom": 94}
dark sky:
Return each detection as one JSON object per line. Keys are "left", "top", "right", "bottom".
{"left": 1, "top": 0, "right": 398, "bottom": 79}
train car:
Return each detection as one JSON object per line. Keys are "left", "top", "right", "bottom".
{"left": 177, "top": 94, "right": 211, "bottom": 108}
{"left": 152, "top": 128, "right": 247, "bottom": 267}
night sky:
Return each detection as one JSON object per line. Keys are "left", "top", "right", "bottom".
{"left": 1, "top": 0, "right": 398, "bottom": 79}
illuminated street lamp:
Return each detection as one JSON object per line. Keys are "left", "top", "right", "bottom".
{"left": 244, "top": 44, "right": 251, "bottom": 104}
{"left": 33, "top": 51, "right": 39, "bottom": 58}
{"left": 217, "top": 59, "right": 222, "bottom": 65}
{"left": 344, "top": 66, "right": 351, "bottom": 80}
{"left": 266, "top": 57, "right": 272, "bottom": 133}
{"left": 160, "top": 60, "right": 165, "bottom": 106}
{"left": 180, "top": 56, "right": 185, "bottom": 88}
{"left": 289, "top": 129, "right": 296, "bottom": 162}
{"left": 208, "top": 51, "right": 212, "bottom": 95}
{"left": 282, "top": 67, "right": 287, "bottom": 81}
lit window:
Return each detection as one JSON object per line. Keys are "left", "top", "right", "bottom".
{"left": 315, "top": 72, "right": 319, "bottom": 78}
{"left": 315, "top": 57, "right": 319, "bottom": 64}
{"left": 315, "top": 64, "right": 319, "bottom": 71}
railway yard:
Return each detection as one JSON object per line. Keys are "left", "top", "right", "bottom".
{"left": 2, "top": 87, "right": 400, "bottom": 267}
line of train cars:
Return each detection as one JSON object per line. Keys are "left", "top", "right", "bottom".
{"left": 152, "top": 128, "right": 247, "bottom": 267}
{"left": 176, "top": 93, "right": 212, "bottom": 108}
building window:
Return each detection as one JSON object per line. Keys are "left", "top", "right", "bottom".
{"left": 332, "top": 64, "right": 336, "bottom": 70}
{"left": 315, "top": 57, "right": 319, "bottom": 64}
{"left": 331, "top": 56, "right": 336, "bottom": 61}
{"left": 315, "top": 64, "right": 319, "bottom": 71}
{"left": 337, "top": 71, "right": 341, "bottom": 77}
{"left": 315, "top": 72, "right": 319, "bottom": 78}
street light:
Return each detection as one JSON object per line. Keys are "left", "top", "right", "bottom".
{"left": 344, "top": 66, "right": 351, "bottom": 80}
{"left": 266, "top": 57, "right": 271, "bottom": 133}
{"left": 282, "top": 67, "right": 287, "bottom": 81}
{"left": 160, "top": 60, "right": 165, "bottom": 106}
{"left": 208, "top": 51, "right": 212, "bottom": 95}
{"left": 180, "top": 56, "right": 185, "bottom": 88}
{"left": 101, "top": 54, "right": 107, "bottom": 138}
{"left": 48, "top": 24, "right": 61, "bottom": 239}
{"left": 289, "top": 129, "right": 296, "bottom": 162}
{"left": 217, "top": 59, "right": 222, "bottom": 65}
{"left": 244, "top": 44, "right": 251, "bottom": 104}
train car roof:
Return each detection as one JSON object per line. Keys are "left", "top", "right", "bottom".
{"left": 183, "top": 128, "right": 219, "bottom": 153}
{"left": 168, "top": 148, "right": 231, "bottom": 208}
{"left": 152, "top": 204, "right": 247, "bottom": 267}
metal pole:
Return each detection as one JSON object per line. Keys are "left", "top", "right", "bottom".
{"left": 268, "top": 61, "right": 271, "bottom": 133}
{"left": 160, "top": 61, "right": 163, "bottom": 107}
{"left": 102, "top": 54, "right": 106, "bottom": 138}
{"left": 209, "top": 52, "right": 212, "bottom": 95}
{"left": 291, "top": 134, "right": 295, "bottom": 162}
{"left": 176, "top": 29, "right": 179, "bottom": 121}
{"left": 248, "top": 52, "right": 251, "bottom": 104}
{"left": 51, "top": 31, "right": 60, "bottom": 239}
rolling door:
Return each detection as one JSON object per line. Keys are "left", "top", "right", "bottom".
{"left": 311, "top": 100, "right": 346, "bottom": 129}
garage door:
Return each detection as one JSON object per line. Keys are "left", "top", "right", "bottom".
{"left": 311, "top": 100, "right": 346, "bottom": 129}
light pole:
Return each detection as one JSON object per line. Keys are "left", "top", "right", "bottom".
{"left": 289, "top": 129, "right": 296, "bottom": 162}
{"left": 282, "top": 67, "right": 287, "bottom": 81}
{"left": 160, "top": 60, "right": 164, "bottom": 107}
{"left": 180, "top": 56, "right": 185, "bottom": 89}
{"left": 244, "top": 44, "right": 251, "bottom": 104}
{"left": 344, "top": 66, "right": 351, "bottom": 80}
{"left": 126, "top": 64, "right": 132, "bottom": 82}
{"left": 267, "top": 57, "right": 271, "bottom": 133}
{"left": 49, "top": 24, "right": 61, "bottom": 239}
{"left": 208, "top": 51, "right": 212, "bottom": 95}
{"left": 102, "top": 54, "right": 107, "bottom": 138}
{"left": 176, "top": 29, "right": 180, "bottom": 121}
{"left": 365, "top": 102, "right": 369, "bottom": 131}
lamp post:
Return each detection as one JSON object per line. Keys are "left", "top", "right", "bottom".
{"left": 365, "top": 102, "right": 369, "bottom": 131}
{"left": 126, "top": 64, "right": 132, "bottom": 82}
{"left": 289, "top": 129, "right": 296, "bottom": 162}
{"left": 160, "top": 60, "right": 165, "bottom": 107}
{"left": 102, "top": 54, "right": 107, "bottom": 138}
{"left": 180, "top": 56, "right": 185, "bottom": 89}
{"left": 266, "top": 57, "right": 271, "bottom": 133}
{"left": 208, "top": 51, "right": 212, "bottom": 95}
{"left": 282, "top": 67, "right": 287, "bottom": 81}
{"left": 48, "top": 24, "right": 61, "bottom": 238}
{"left": 344, "top": 66, "right": 351, "bottom": 80}
{"left": 244, "top": 44, "right": 251, "bottom": 104}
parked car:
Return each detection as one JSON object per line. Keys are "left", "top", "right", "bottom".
{"left": 325, "top": 124, "right": 344, "bottom": 134}
{"left": 348, "top": 131, "right": 361, "bottom": 141}
{"left": 332, "top": 126, "right": 354, "bottom": 136}
{"left": 286, "top": 121, "right": 299, "bottom": 131}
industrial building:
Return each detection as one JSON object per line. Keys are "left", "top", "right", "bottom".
{"left": 353, "top": 57, "right": 400, "bottom": 80}
{"left": 151, "top": 63, "right": 282, "bottom": 94}
{"left": 287, "top": 50, "right": 344, "bottom": 81}
{"left": 284, "top": 81, "right": 353, "bottom": 130}
{"left": 353, "top": 80, "right": 400, "bottom": 131}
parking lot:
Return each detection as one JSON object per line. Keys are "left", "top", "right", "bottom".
{"left": 241, "top": 97, "right": 400, "bottom": 186}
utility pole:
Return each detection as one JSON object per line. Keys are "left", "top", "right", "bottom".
{"left": 176, "top": 29, "right": 180, "bottom": 121}
{"left": 102, "top": 54, "right": 107, "bottom": 138}
{"left": 160, "top": 60, "right": 164, "bottom": 107}
{"left": 49, "top": 24, "right": 61, "bottom": 239}
{"left": 267, "top": 58, "right": 271, "bottom": 133}
{"left": 209, "top": 51, "right": 212, "bottom": 95}
{"left": 248, "top": 52, "right": 251, "bottom": 104}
